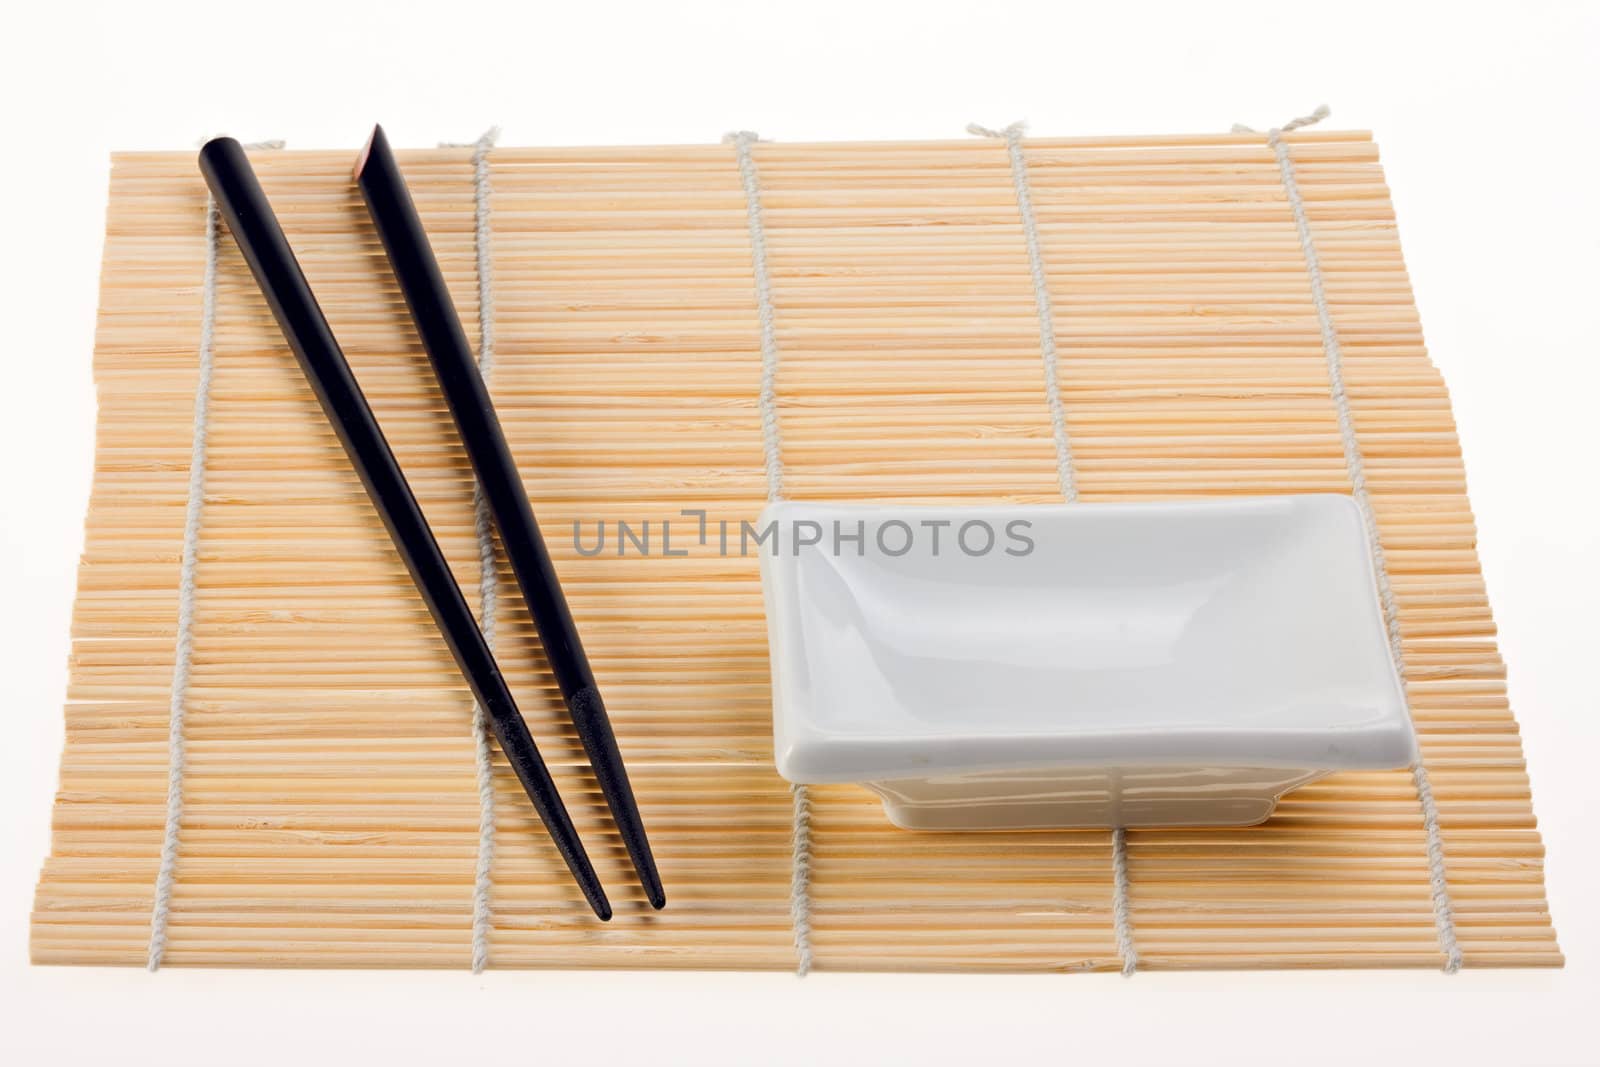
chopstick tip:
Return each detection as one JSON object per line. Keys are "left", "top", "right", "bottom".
{"left": 354, "top": 124, "right": 384, "bottom": 180}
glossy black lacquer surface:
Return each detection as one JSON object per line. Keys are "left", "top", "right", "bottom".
{"left": 356, "top": 125, "right": 665, "bottom": 910}
{"left": 198, "top": 136, "right": 611, "bottom": 921}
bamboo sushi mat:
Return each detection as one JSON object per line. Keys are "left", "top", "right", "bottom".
{"left": 31, "top": 118, "right": 1563, "bottom": 971}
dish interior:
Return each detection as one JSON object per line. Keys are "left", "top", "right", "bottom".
{"left": 762, "top": 495, "right": 1413, "bottom": 783}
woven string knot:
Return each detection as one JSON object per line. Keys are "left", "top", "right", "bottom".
{"left": 1232, "top": 104, "right": 1331, "bottom": 139}
{"left": 966, "top": 120, "right": 1027, "bottom": 141}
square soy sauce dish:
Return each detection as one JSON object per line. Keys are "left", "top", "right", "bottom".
{"left": 757, "top": 495, "right": 1414, "bottom": 830}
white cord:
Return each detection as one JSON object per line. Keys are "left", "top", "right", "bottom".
{"left": 727, "top": 129, "right": 813, "bottom": 974}
{"left": 148, "top": 139, "right": 282, "bottom": 971}
{"left": 1241, "top": 105, "right": 1462, "bottom": 972}
{"left": 727, "top": 131, "right": 788, "bottom": 502}
{"left": 789, "top": 782, "right": 815, "bottom": 976}
{"left": 1111, "top": 827, "right": 1139, "bottom": 975}
{"left": 972, "top": 120, "right": 1137, "bottom": 975}
{"left": 967, "top": 121, "right": 1077, "bottom": 503}
{"left": 443, "top": 127, "right": 504, "bottom": 974}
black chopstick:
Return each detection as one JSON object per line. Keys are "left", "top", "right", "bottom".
{"left": 198, "top": 137, "right": 612, "bottom": 921}
{"left": 355, "top": 125, "right": 665, "bottom": 910}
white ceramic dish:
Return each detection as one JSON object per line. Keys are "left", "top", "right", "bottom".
{"left": 758, "top": 495, "right": 1414, "bottom": 830}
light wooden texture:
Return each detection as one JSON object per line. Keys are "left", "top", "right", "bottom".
{"left": 30, "top": 129, "right": 1560, "bottom": 970}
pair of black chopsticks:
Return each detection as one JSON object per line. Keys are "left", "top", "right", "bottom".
{"left": 198, "top": 128, "right": 662, "bottom": 920}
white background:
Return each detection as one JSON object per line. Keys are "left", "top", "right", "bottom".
{"left": 2, "top": 1, "right": 1596, "bottom": 1063}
